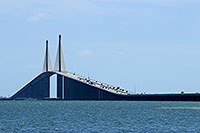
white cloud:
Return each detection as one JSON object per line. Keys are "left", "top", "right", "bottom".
{"left": 77, "top": 49, "right": 94, "bottom": 56}
{"left": 1, "top": 0, "right": 199, "bottom": 22}
{"left": 113, "top": 50, "right": 124, "bottom": 56}
{"left": 27, "top": 13, "right": 47, "bottom": 22}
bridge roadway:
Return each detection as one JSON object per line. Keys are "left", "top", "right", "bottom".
{"left": 11, "top": 71, "right": 200, "bottom": 101}
{"left": 10, "top": 35, "right": 200, "bottom": 101}
{"left": 11, "top": 71, "right": 135, "bottom": 100}
{"left": 55, "top": 71, "right": 135, "bottom": 96}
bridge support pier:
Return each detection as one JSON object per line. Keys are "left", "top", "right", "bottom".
{"left": 57, "top": 75, "right": 64, "bottom": 99}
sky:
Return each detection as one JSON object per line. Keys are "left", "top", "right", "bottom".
{"left": 0, "top": 0, "right": 200, "bottom": 97}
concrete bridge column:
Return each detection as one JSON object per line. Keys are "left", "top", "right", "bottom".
{"left": 57, "top": 74, "right": 64, "bottom": 99}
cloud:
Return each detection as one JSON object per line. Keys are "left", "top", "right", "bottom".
{"left": 1, "top": 0, "right": 199, "bottom": 22}
{"left": 113, "top": 50, "right": 124, "bottom": 56}
{"left": 77, "top": 49, "right": 94, "bottom": 56}
{"left": 27, "top": 13, "right": 47, "bottom": 22}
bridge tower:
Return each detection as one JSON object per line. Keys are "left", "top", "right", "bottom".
{"left": 55, "top": 35, "right": 66, "bottom": 99}
{"left": 54, "top": 35, "right": 66, "bottom": 72}
{"left": 43, "top": 40, "right": 52, "bottom": 72}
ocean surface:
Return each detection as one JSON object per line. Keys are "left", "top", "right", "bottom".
{"left": 0, "top": 101, "right": 200, "bottom": 132}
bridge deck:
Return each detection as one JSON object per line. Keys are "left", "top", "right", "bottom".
{"left": 55, "top": 71, "right": 136, "bottom": 96}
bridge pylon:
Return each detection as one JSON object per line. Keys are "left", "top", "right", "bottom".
{"left": 54, "top": 35, "right": 66, "bottom": 72}
{"left": 54, "top": 35, "right": 66, "bottom": 99}
{"left": 43, "top": 40, "right": 52, "bottom": 72}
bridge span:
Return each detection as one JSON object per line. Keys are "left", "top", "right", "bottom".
{"left": 12, "top": 35, "right": 135, "bottom": 100}
{"left": 11, "top": 35, "right": 200, "bottom": 101}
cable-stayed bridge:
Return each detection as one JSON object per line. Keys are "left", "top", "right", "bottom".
{"left": 11, "top": 35, "right": 200, "bottom": 101}
{"left": 12, "top": 35, "right": 135, "bottom": 100}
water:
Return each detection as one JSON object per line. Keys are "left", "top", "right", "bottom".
{"left": 0, "top": 101, "right": 200, "bottom": 132}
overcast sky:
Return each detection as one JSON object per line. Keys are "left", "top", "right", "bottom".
{"left": 1, "top": 0, "right": 200, "bottom": 97}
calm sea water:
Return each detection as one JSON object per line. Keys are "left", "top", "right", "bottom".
{"left": 0, "top": 101, "right": 200, "bottom": 132}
